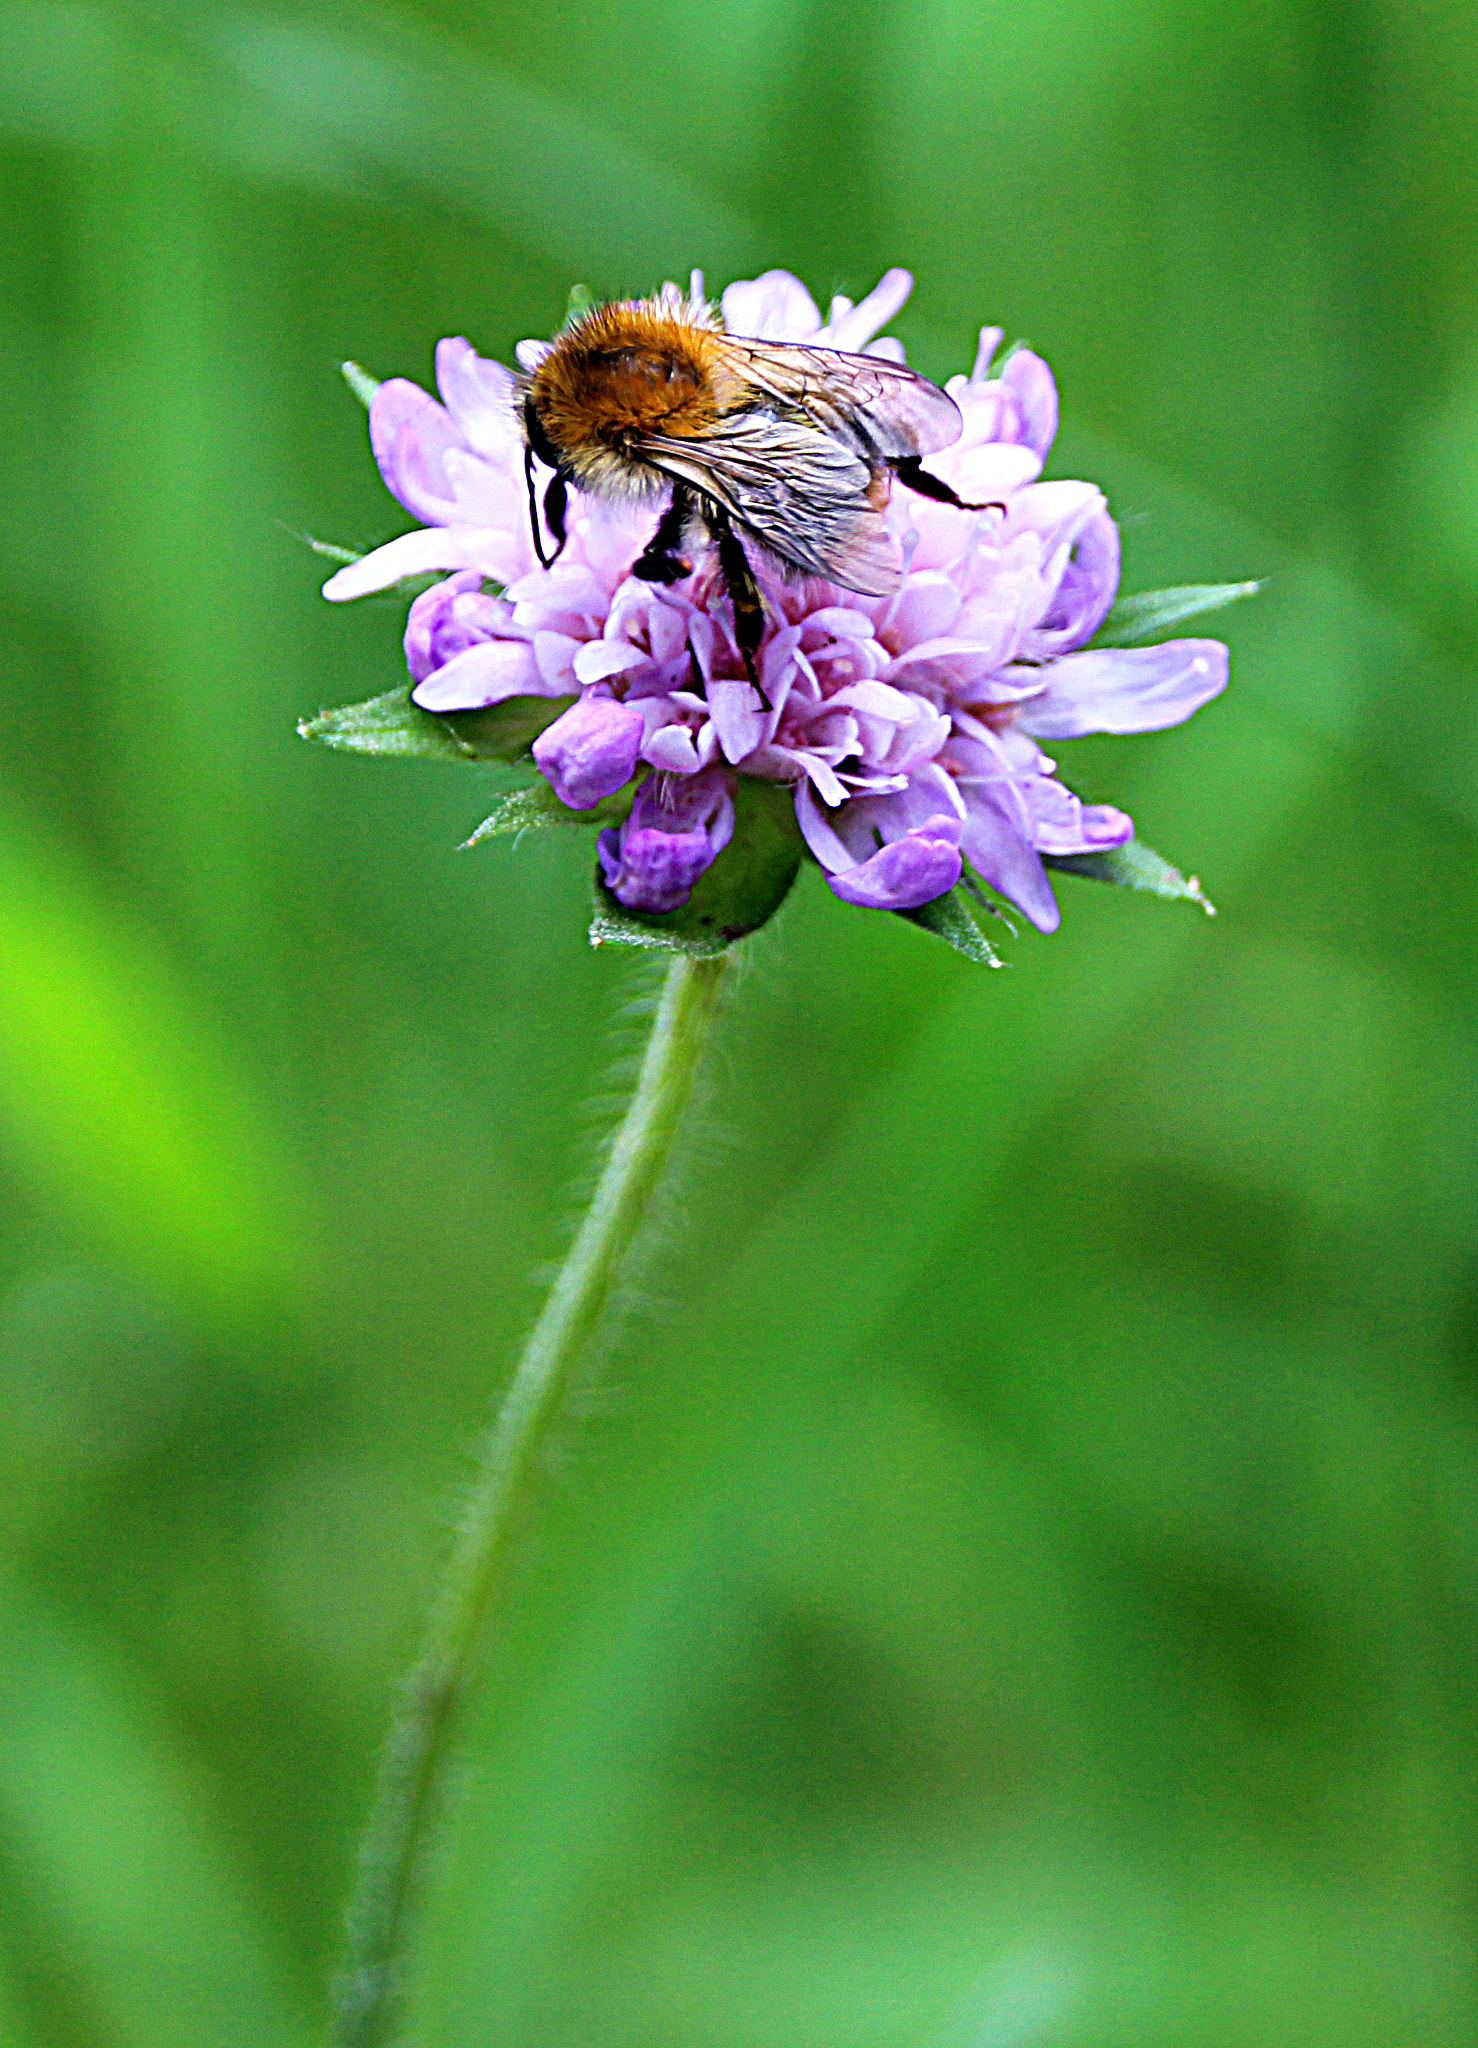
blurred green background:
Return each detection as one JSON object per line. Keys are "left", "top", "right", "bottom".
{"left": 0, "top": 0, "right": 1476, "bottom": 2041}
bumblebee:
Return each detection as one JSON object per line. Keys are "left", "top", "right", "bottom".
{"left": 518, "top": 290, "right": 993, "bottom": 675}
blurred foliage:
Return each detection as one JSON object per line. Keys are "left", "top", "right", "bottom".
{"left": 0, "top": 0, "right": 1476, "bottom": 2042}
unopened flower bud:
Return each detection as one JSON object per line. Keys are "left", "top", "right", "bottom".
{"left": 597, "top": 769, "right": 735, "bottom": 913}
{"left": 533, "top": 694, "right": 646, "bottom": 810}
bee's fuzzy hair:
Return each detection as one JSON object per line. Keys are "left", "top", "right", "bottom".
{"left": 523, "top": 295, "right": 732, "bottom": 501}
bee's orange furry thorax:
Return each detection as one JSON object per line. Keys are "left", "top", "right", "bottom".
{"left": 527, "top": 302, "right": 728, "bottom": 478}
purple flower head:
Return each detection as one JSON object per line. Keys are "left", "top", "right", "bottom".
{"left": 326, "top": 267, "right": 1232, "bottom": 931}
{"left": 597, "top": 768, "right": 736, "bottom": 914}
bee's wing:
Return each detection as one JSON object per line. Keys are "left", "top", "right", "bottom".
{"left": 642, "top": 413, "right": 903, "bottom": 596}
{"left": 714, "top": 337, "right": 964, "bottom": 461}
{"left": 637, "top": 339, "right": 963, "bottom": 595}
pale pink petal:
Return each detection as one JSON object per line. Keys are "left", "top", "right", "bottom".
{"left": 368, "top": 380, "right": 465, "bottom": 525}
{"left": 434, "top": 338, "right": 520, "bottom": 462}
{"left": 815, "top": 268, "right": 914, "bottom": 352}
{"left": 825, "top": 678, "right": 921, "bottom": 724}
{"left": 410, "top": 637, "right": 545, "bottom": 710}
{"left": 960, "top": 782, "right": 1061, "bottom": 933}
{"left": 720, "top": 270, "right": 823, "bottom": 341}
{"left": 1021, "top": 640, "right": 1229, "bottom": 739}
{"left": 795, "top": 781, "right": 854, "bottom": 870}
{"left": 573, "top": 640, "right": 649, "bottom": 685}
{"left": 644, "top": 723, "right": 704, "bottom": 773}
{"left": 1000, "top": 349, "right": 1058, "bottom": 459}
{"left": 533, "top": 631, "right": 582, "bottom": 692}
{"left": 882, "top": 572, "right": 962, "bottom": 650}
{"left": 707, "top": 676, "right": 767, "bottom": 763}
{"left": 322, "top": 528, "right": 485, "bottom": 601}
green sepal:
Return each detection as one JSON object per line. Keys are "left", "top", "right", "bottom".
{"left": 561, "top": 284, "right": 596, "bottom": 328}
{"left": 298, "top": 686, "right": 575, "bottom": 764}
{"left": 897, "top": 882, "right": 1005, "bottom": 967}
{"left": 590, "top": 779, "right": 803, "bottom": 956}
{"left": 1090, "top": 581, "right": 1261, "bottom": 647}
{"left": 288, "top": 530, "right": 360, "bottom": 568}
{"left": 341, "top": 360, "right": 380, "bottom": 408}
{"left": 464, "top": 780, "right": 632, "bottom": 845}
{"left": 1044, "top": 838, "right": 1215, "bottom": 913}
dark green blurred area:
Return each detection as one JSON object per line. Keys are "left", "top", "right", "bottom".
{"left": 0, "top": 0, "right": 1475, "bottom": 2041}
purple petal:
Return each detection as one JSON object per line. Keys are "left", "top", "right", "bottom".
{"left": 1019, "top": 774, "right": 1134, "bottom": 855}
{"left": 968, "top": 326, "right": 1005, "bottom": 382}
{"left": 410, "top": 638, "right": 543, "bottom": 711}
{"left": 598, "top": 827, "right": 712, "bottom": 911}
{"left": 828, "top": 815, "right": 962, "bottom": 911}
{"left": 720, "top": 270, "right": 823, "bottom": 341}
{"left": 1000, "top": 349, "right": 1058, "bottom": 459}
{"left": 959, "top": 782, "right": 1061, "bottom": 933}
{"left": 815, "top": 268, "right": 914, "bottom": 352}
{"left": 599, "top": 768, "right": 736, "bottom": 913}
{"left": 322, "top": 528, "right": 484, "bottom": 602}
{"left": 1020, "top": 507, "right": 1121, "bottom": 661}
{"left": 533, "top": 695, "right": 645, "bottom": 809}
{"left": 368, "top": 379, "right": 467, "bottom": 526}
{"left": 434, "top": 338, "right": 518, "bottom": 461}
{"left": 404, "top": 571, "right": 511, "bottom": 683}
{"left": 1021, "top": 639, "right": 1229, "bottom": 740}
{"left": 707, "top": 676, "right": 767, "bottom": 763}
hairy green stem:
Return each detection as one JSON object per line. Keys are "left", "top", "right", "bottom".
{"left": 331, "top": 950, "right": 734, "bottom": 2048}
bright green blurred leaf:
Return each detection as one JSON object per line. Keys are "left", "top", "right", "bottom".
{"left": 0, "top": 1593, "right": 308, "bottom": 2048}
{"left": 0, "top": 804, "right": 303, "bottom": 1311}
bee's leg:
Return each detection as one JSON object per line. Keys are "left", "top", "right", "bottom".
{"left": 708, "top": 505, "right": 765, "bottom": 689}
{"left": 889, "top": 455, "right": 1005, "bottom": 516}
{"left": 631, "top": 485, "right": 694, "bottom": 585}
{"left": 542, "top": 470, "right": 569, "bottom": 562}
{"left": 525, "top": 448, "right": 570, "bottom": 568}
{"left": 525, "top": 448, "right": 551, "bottom": 568}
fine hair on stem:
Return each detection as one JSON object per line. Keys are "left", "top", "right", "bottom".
{"left": 331, "top": 948, "right": 735, "bottom": 2048}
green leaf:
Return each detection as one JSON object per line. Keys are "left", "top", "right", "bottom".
{"left": 898, "top": 884, "right": 1005, "bottom": 967}
{"left": 1090, "top": 581, "right": 1262, "bottom": 646}
{"left": 463, "top": 780, "right": 633, "bottom": 845}
{"left": 341, "top": 359, "right": 380, "bottom": 408}
{"left": 0, "top": 1594, "right": 308, "bottom": 2048}
{"left": 298, "top": 687, "right": 575, "bottom": 764}
{"left": 0, "top": 805, "right": 303, "bottom": 1313}
{"left": 590, "top": 778, "right": 803, "bottom": 955}
{"left": 1044, "top": 837, "right": 1216, "bottom": 912}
